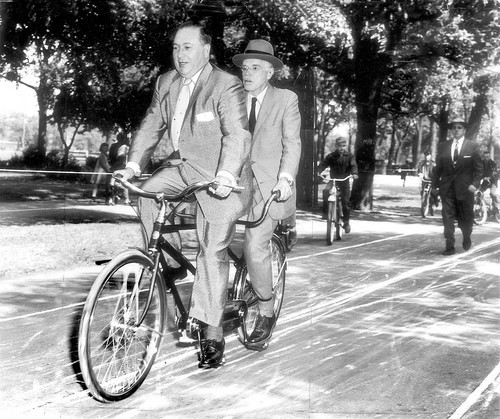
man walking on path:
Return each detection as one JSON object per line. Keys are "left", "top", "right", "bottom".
{"left": 433, "top": 120, "right": 483, "bottom": 255}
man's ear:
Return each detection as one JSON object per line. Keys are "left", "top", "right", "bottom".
{"left": 204, "top": 44, "right": 211, "bottom": 59}
{"left": 266, "top": 67, "right": 275, "bottom": 81}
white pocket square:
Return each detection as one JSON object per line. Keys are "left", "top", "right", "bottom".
{"left": 196, "top": 111, "right": 214, "bottom": 122}
{"left": 463, "top": 155, "right": 471, "bottom": 158}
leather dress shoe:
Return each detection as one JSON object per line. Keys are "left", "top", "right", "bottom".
{"left": 198, "top": 338, "right": 225, "bottom": 369}
{"left": 248, "top": 314, "right": 276, "bottom": 343}
{"left": 442, "top": 247, "right": 456, "bottom": 256}
{"left": 463, "top": 237, "right": 471, "bottom": 251}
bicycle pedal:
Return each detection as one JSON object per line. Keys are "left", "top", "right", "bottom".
{"left": 245, "top": 340, "right": 269, "bottom": 352}
{"left": 178, "top": 330, "right": 197, "bottom": 344}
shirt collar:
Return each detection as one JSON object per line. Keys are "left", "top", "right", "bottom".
{"left": 248, "top": 86, "right": 269, "bottom": 106}
{"left": 183, "top": 66, "right": 203, "bottom": 86}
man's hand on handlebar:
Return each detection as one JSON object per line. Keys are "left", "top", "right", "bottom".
{"left": 114, "top": 167, "right": 135, "bottom": 182}
{"left": 209, "top": 174, "right": 234, "bottom": 198}
{"left": 272, "top": 178, "right": 292, "bottom": 202}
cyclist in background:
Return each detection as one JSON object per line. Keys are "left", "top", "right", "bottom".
{"left": 317, "top": 137, "right": 358, "bottom": 233}
{"left": 418, "top": 151, "right": 439, "bottom": 208}
{"left": 480, "top": 150, "right": 498, "bottom": 206}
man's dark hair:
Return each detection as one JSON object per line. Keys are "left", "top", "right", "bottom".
{"left": 175, "top": 17, "right": 213, "bottom": 45}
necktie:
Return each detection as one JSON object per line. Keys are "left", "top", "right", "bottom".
{"left": 171, "top": 78, "right": 191, "bottom": 151}
{"left": 453, "top": 141, "right": 459, "bottom": 164}
{"left": 249, "top": 97, "right": 257, "bottom": 134}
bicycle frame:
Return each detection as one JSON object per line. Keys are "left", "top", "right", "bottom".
{"left": 113, "top": 176, "right": 282, "bottom": 337}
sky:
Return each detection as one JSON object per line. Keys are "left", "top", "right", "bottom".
{"left": 0, "top": 79, "right": 38, "bottom": 116}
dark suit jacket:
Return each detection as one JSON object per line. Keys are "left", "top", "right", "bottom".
{"left": 249, "top": 86, "right": 301, "bottom": 220}
{"left": 128, "top": 63, "right": 252, "bottom": 224}
{"left": 433, "top": 139, "right": 483, "bottom": 200}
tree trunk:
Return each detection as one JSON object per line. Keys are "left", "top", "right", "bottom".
{"left": 349, "top": 31, "right": 385, "bottom": 211}
{"left": 349, "top": 78, "right": 382, "bottom": 210}
{"left": 438, "top": 95, "right": 450, "bottom": 145}
{"left": 36, "top": 83, "right": 49, "bottom": 160}
{"left": 467, "top": 88, "right": 488, "bottom": 142}
{"left": 415, "top": 117, "right": 423, "bottom": 162}
{"left": 387, "top": 117, "right": 397, "bottom": 169}
{"left": 430, "top": 118, "right": 438, "bottom": 158}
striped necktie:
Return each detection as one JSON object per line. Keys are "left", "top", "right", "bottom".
{"left": 453, "top": 141, "right": 459, "bottom": 165}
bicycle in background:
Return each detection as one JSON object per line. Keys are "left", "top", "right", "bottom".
{"left": 78, "top": 176, "right": 289, "bottom": 402}
{"left": 420, "top": 179, "right": 439, "bottom": 218}
{"left": 322, "top": 175, "right": 353, "bottom": 245}
{"left": 474, "top": 178, "right": 500, "bottom": 225}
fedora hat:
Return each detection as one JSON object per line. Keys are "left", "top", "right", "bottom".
{"left": 448, "top": 119, "right": 468, "bottom": 128}
{"left": 232, "top": 39, "right": 283, "bottom": 69}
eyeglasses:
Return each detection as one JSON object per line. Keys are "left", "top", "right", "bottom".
{"left": 451, "top": 125, "right": 465, "bottom": 130}
{"left": 241, "top": 65, "right": 263, "bottom": 74}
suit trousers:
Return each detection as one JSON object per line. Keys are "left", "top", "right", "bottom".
{"left": 441, "top": 184, "right": 474, "bottom": 249}
{"left": 243, "top": 190, "right": 278, "bottom": 317}
{"left": 138, "top": 165, "right": 236, "bottom": 327}
{"left": 137, "top": 166, "right": 187, "bottom": 267}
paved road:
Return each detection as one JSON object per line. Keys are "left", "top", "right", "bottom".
{"left": 0, "top": 175, "right": 499, "bottom": 418}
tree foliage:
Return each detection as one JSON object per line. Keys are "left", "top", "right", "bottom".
{"left": 1, "top": 0, "right": 499, "bottom": 207}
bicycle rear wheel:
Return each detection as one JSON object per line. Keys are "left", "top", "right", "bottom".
{"left": 234, "top": 236, "right": 286, "bottom": 346}
{"left": 78, "top": 250, "right": 166, "bottom": 402}
{"left": 326, "top": 200, "right": 336, "bottom": 245}
{"left": 473, "top": 194, "right": 487, "bottom": 225}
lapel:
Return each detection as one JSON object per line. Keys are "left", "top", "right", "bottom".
{"left": 167, "top": 63, "right": 214, "bottom": 130}
{"left": 167, "top": 74, "right": 183, "bottom": 125}
{"left": 254, "top": 85, "right": 274, "bottom": 135}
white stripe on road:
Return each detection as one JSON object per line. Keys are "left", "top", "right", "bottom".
{"left": 448, "top": 360, "right": 500, "bottom": 419}
{"left": 288, "top": 233, "right": 412, "bottom": 261}
{"left": 0, "top": 233, "right": 410, "bottom": 323}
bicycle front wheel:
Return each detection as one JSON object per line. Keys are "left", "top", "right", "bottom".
{"left": 421, "top": 189, "right": 430, "bottom": 217}
{"left": 78, "top": 250, "right": 166, "bottom": 402}
{"left": 234, "top": 236, "right": 286, "bottom": 345}
{"left": 335, "top": 199, "right": 343, "bottom": 241}
{"left": 326, "top": 200, "right": 336, "bottom": 245}
{"left": 473, "top": 195, "right": 487, "bottom": 225}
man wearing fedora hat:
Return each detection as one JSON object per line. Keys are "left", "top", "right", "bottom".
{"left": 232, "top": 39, "right": 301, "bottom": 349}
{"left": 433, "top": 119, "right": 483, "bottom": 255}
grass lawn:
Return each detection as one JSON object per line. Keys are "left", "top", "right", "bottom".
{"left": 0, "top": 223, "right": 144, "bottom": 279}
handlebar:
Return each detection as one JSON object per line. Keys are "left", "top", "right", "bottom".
{"left": 111, "top": 174, "right": 242, "bottom": 202}
{"left": 237, "top": 191, "right": 281, "bottom": 228}
{"left": 322, "top": 175, "right": 353, "bottom": 183}
{"left": 112, "top": 173, "right": 280, "bottom": 228}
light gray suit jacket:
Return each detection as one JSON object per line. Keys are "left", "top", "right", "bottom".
{"left": 129, "top": 63, "right": 253, "bottom": 224}
{"left": 249, "top": 85, "right": 301, "bottom": 220}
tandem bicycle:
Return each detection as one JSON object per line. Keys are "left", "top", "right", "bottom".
{"left": 78, "top": 175, "right": 290, "bottom": 402}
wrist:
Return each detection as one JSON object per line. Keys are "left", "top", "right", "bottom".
{"left": 280, "top": 176, "right": 294, "bottom": 187}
